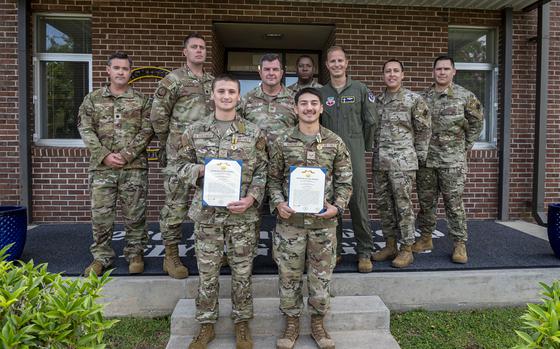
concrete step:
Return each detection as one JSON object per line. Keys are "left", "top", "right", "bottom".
{"left": 170, "top": 296, "right": 389, "bottom": 336}
{"left": 166, "top": 330, "right": 400, "bottom": 349}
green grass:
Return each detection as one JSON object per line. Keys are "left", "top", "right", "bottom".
{"left": 391, "top": 307, "right": 526, "bottom": 349}
{"left": 103, "top": 307, "right": 526, "bottom": 348}
{"left": 104, "top": 316, "right": 170, "bottom": 349}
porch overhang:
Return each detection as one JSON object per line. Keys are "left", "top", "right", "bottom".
{"left": 283, "top": 0, "right": 548, "bottom": 11}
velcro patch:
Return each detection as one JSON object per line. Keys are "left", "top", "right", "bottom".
{"left": 193, "top": 132, "right": 214, "bottom": 139}
{"left": 341, "top": 96, "right": 355, "bottom": 103}
{"left": 156, "top": 87, "right": 167, "bottom": 99}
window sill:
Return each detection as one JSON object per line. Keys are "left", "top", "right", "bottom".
{"left": 472, "top": 141, "right": 497, "bottom": 150}
{"left": 34, "top": 139, "right": 85, "bottom": 147}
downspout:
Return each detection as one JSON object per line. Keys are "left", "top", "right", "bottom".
{"left": 498, "top": 7, "right": 513, "bottom": 221}
{"left": 17, "top": 0, "right": 32, "bottom": 223}
{"left": 531, "top": 2, "right": 549, "bottom": 226}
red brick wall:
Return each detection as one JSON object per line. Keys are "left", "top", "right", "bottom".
{"left": 12, "top": 0, "right": 558, "bottom": 223}
{"left": 0, "top": 0, "right": 20, "bottom": 206}
{"left": 510, "top": 9, "right": 538, "bottom": 220}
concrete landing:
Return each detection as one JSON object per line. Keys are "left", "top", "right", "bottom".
{"left": 101, "top": 268, "right": 560, "bottom": 317}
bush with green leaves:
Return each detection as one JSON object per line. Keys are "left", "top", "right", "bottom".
{"left": 514, "top": 281, "right": 560, "bottom": 349}
{"left": 0, "top": 245, "right": 118, "bottom": 348}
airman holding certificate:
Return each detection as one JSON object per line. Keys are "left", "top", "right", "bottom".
{"left": 268, "top": 87, "right": 352, "bottom": 349}
{"left": 173, "top": 74, "right": 267, "bottom": 349}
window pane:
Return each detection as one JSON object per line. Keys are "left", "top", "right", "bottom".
{"left": 239, "top": 79, "right": 261, "bottom": 96}
{"left": 454, "top": 70, "right": 492, "bottom": 142}
{"left": 40, "top": 61, "right": 89, "bottom": 139}
{"left": 228, "top": 52, "right": 281, "bottom": 72}
{"left": 449, "top": 28, "right": 494, "bottom": 64}
{"left": 285, "top": 76, "right": 297, "bottom": 87}
{"left": 37, "top": 16, "right": 91, "bottom": 53}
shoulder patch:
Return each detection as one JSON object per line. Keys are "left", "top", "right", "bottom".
{"left": 368, "top": 90, "right": 375, "bottom": 103}
{"left": 156, "top": 86, "right": 167, "bottom": 99}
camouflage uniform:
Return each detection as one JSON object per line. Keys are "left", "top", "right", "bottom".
{"left": 240, "top": 85, "right": 297, "bottom": 146}
{"left": 78, "top": 85, "right": 153, "bottom": 266}
{"left": 320, "top": 78, "right": 376, "bottom": 258}
{"left": 417, "top": 83, "right": 483, "bottom": 241}
{"left": 287, "top": 79, "right": 322, "bottom": 94}
{"left": 174, "top": 114, "right": 268, "bottom": 323}
{"left": 268, "top": 126, "right": 352, "bottom": 316}
{"left": 373, "top": 87, "right": 431, "bottom": 245}
{"left": 240, "top": 84, "right": 297, "bottom": 251}
{"left": 150, "top": 66, "right": 214, "bottom": 246}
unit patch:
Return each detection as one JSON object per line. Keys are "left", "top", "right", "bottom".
{"left": 326, "top": 96, "right": 336, "bottom": 107}
{"left": 368, "top": 91, "right": 375, "bottom": 103}
{"left": 156, "top": 86, "right": 167, "bottom": 99}
{"left": 341, "top": 96, "right": 355, "bottom": 104}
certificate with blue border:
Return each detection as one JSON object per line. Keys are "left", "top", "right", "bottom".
{"left": 288, "top": 166, "right": 326, "bottom": 213}
{"left": 202, "top": 158, "right": 243, "bottom": 207}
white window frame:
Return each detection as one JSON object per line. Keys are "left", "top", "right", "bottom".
{"left": 33, "top": 13, "right": 92, "bottom": 147}
{"left": 449, "top": 26, "right": 498, "bottom": 150}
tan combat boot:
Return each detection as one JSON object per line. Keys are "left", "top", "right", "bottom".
{"left": 311, "top": 315, "right": 335, "bottom": 349}
{"left": 452, "top": 241, "right": 468, "bottom": 264}
{"left": 84, "top": 260, "right": 104, "bottom": 276}
{"left": 235, "top": 321, "right": 253, "bottom": 349}
{"left": 412, "top": 233, "right": 433, "bottom": 253}
{"left": 188, "top": 323, "right": 215, "bottom": 349}
{"left": 392, "top": 244, "right": 414, "bottom": 268}
{"left": 372, "top": 237, "right": 398, "bottom": 262}
{"left": 163, "top": 244, "right": 189, "bottom": 279}
{"left": 276, "top": 316, "right": 300, "bottom": 349}
{"left": 358, "top": 257, "right": 373, "bottom": 273}
{"left": 128, "top": 255, "right": 144, "bottom": 274}
{"left": 335, "top": 255, "right": 342, "bottom": 266}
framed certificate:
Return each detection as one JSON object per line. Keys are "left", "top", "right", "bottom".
{"left": 288, "top": 166, "right": 326, "bottom": 213}
{"left": 202, "top": 158, "right": 243, "bottom": 207}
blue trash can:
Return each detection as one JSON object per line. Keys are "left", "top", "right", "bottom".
{"left": 548, "top": 203, "right": 560, "bottom": 258}
{"left": 0, "top": 206, "right": 27, "bottom": 261}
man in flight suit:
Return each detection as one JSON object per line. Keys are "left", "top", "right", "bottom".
{"left": 320, "top": 46, "right": 376, "bottom": 273}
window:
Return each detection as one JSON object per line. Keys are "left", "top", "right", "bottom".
{"left": 449, "top": 27, "right": 497, "bottom": 146}
{"left": 34, "top": 14, "right": 92, "bottom": 146}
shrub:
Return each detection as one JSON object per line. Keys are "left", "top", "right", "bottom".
{"left": 0, "top": 245, "right": 118, "bottom": 348}
{"left": 513, "top": 281, "right": 560, "bottom": 349}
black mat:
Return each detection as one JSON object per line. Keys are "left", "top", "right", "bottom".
{"left": 20, "top": 218, "right": 560, "bottom": 276}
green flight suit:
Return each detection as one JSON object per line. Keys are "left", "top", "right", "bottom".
{"left": 320, "top": 77, "right": 376, "bottom": 258}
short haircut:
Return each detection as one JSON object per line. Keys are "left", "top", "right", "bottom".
{"left": 433, "top": 55, "right": 455, "bottom": 68}
{"left": 296, "top": 54, "right": 315, "bottom": 66}
{"left": 326, "top": 45, "right": 347, "bottom": 58}
{"left": 382, "top": 59, "right": 404, "bottom": 72}
{"left": 183, "top": 32, "right": 205, "bottom": 48}
{"left": 107, "top": 51, "right": 132, "bottom": 66}
{"left": 260, "top": 53, "right": 282, "bottom": 66}
{"left": 294, "top": 87, "right": 323, "bottom": 104}
{"left": 211, "top": 73, "right": 240, "bottom": 92}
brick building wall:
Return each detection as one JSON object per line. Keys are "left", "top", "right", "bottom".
{"left": 0, "top": 0, "right": 556, "bottom": 223}
{"left": 0, "top": 0, "right": 20, "bottom": 205}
